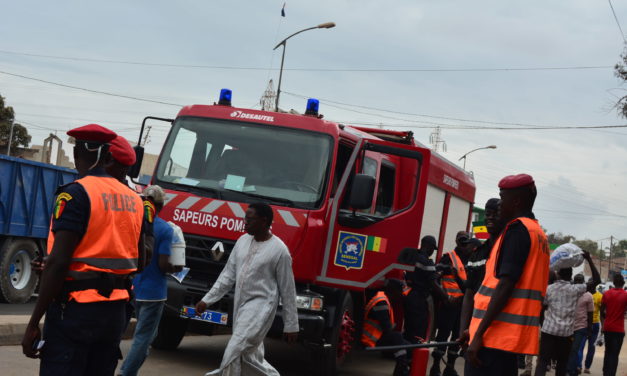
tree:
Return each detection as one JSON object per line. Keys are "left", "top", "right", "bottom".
{"left": 546, "top": 232, "right": 575, "bottom": 245}
{"left": 573, "top": 239, "right": 600, "bottom": 258}
{"left": 611, "top": 239, "right": 627, "bottom": 258}
{"left": 0, "top": 94, "right": 31, "bottom": 155}
{"left": 614, "top": 48, "right": 627, "bottom": 118}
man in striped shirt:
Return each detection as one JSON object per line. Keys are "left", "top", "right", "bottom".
{"left": 534, "top": 251, "right": 600, "bottom": 376}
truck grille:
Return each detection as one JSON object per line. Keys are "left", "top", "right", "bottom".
{"left": 183, "top": 233, "right": 235, "bottom": 288}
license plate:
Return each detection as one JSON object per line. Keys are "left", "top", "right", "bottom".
{"left": 180, "top": 306, "right": 228, "bottom": 325}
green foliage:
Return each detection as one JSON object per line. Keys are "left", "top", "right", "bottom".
{"left": 572, "top": 239, "right": 600, "bottom": 258}
{"left": 0, "top": 94, "right": 31, "bottom": 154}
{"left": 546, "top": 228, "right": 627, "bottom": 259}
{"left": 546, "top": 232, "right": 575, "bottom": 245}
{"left": 615, "top": 48, "right": 627, "bottom": 119}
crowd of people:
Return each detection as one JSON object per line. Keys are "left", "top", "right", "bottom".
{"left": 365, "top": 175, "right": 627, "bottom": 376}
{"left": 16, "top": 123, "right": 627, "bottom": 376}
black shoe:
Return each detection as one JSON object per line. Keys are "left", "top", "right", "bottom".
{"left": 442, "top": 365, "right": 459, "bottom": 376}
{"left": 517, "top": 355, "right": 526, "bottom": 369}
{"left": 393, "top": 359, "right": 410, "bottom": 376}
{"left": 429, "top": 364, "right": 441, "bottom": 376}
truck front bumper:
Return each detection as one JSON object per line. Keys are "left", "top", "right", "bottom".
{"left": 164, "top": 278, "right": 326, "bottom": 342}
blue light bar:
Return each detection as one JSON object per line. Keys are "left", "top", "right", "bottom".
{"left": 218, "top": 88, "right": 232, "bottom": 106}
{"left": 305, "top": 98, "right": 319, "bottom": 116}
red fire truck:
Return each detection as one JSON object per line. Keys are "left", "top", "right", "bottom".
{"left": 130, "top": 90, "right": 475, "bottom": 374}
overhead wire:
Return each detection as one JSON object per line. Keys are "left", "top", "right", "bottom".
{"left": 0, "top": 49, "right": 613, "bottom": 72}
{"left": 0, "top": 70, "right": 184, "bottom": 107}
{"left": 3, "top": 69, "right": 624, "bottom": 132}
{"left": 607, "top": 0, "right": 627, "bottom": 43}
{"left": 284, "top": 91, "right": 627, "bottom": 130}
{"left": 471, "top": 161, "right": 627, "bottom": 218}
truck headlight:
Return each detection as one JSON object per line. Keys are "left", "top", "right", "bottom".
{"left": 295, "top": 295, "right": 324, "bottom": 311}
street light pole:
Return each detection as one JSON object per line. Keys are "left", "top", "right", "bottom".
{"left": 6, "top": 119, "right": 15, "bottom": 156}
{"left": 458, "top": 145, "right": 497, "bottom": 170}
{"left": 274, "top": 22, "right": 336, "bottom": 112}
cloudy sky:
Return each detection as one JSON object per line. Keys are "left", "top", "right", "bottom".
{"left": 1, "top": 1, "right": 626, "bottom": 243}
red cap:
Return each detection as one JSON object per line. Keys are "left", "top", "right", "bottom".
{"left": 498, "top": 174, "right": 535, "bottom": 190}
{"left": 67, "top": 124, "right": 117, "bottom": 144}
{"left": 109, "top": 136, "right": 136, "bottom": 166}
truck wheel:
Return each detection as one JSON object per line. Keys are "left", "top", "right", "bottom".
{"left": 317, "top": 293, "right": 356, "bottom": 376}
{"left": 151, "top": 313, "right": 189, "bottom": 350}
{"left": 0, "top": 239, "right": 39, "bottom": 303}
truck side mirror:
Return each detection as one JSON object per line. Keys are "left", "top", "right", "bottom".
{"left": 347, "top": 174, "right": 375, "bottom": 210}
{"left": 128, "top": 145, "right": 144, "bottom": 179}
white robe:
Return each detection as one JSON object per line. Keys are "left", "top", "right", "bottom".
{"left": 201, "top": 234, "right": 299, "bottom": 376}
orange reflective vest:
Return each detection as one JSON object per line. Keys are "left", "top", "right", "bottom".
{"left": 361, "top": 291, "right": 395, "bottom": 347}
{"left": 47, "top": 175, "right": 144, "bottom": 303}
{"left": 441, "top": 250, "right": 467, "bottom": 298}
{"left": 468, "top": 217, "right": 549, "bottom": 355}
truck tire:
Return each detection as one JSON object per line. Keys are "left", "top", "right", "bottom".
{"left": 151, "top": 314, "right": 189, "bottom": 350}
{"left": 316, "top": 292, "right": 356, "bottom": 376}
{"left": 0, "top": 238, "right": 39, "bottom": 303}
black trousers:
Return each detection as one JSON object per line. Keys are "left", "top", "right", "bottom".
{"left": 534, "top": 332, "right": 572, "bottom": 376}
{"left": 403, "top": 291, "right": 429, "bottom": 343}
{"left": 40, "top": 300, "right": 127, "bottom": 376}
{"left": 433, "top": 304, "right": 461, "bottom": 355}
{"left": 463, "top": 347, "right": 518, "bottom": 376}
{"left": 602, "top": 331, "right": 624, "bottom": 376}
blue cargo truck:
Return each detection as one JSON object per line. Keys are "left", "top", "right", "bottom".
{"left": 0, "top": 154, "right": 77, "bottom": 303}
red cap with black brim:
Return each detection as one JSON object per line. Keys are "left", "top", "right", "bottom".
{"left": 109, "top": 136, "right": 136, "bottom": 166}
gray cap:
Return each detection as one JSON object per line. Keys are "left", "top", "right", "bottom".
{"left": 143, "top": 185, "right": 166, "bottom": 205}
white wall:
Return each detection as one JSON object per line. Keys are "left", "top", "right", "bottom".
{"left": 441, "top": 195, "right": 471, "bottom": 254}
{"left": 420, "top": 184, "right": 445, "bottom": 249}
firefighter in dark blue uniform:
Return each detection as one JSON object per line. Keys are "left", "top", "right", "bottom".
{"left": 398, "top": 235, "right": 450, "bottom": 344}
{"left": 21, "top": 124, "right": 145, "bottom": 376}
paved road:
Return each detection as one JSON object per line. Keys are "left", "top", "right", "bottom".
{"left": 1, "top": 334, "right": 404, "bottom": 376}
{"left": 2, "top": 301, "right": 626, "bottom": 375}
{"left": 3, "top": 331, "right": 627, "bottom": 376}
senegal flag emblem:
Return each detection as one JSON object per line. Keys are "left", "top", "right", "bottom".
{"left": 144, "top": 200, "right": 156, "bottom": 223}
{"left": 53, "top": 192, "right": 72, "bottom": 219}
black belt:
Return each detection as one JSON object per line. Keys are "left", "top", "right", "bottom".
{"left": 58, "top": 273, "right": 132, "bottom": 302}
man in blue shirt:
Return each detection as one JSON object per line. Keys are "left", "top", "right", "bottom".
{"left": 121, "top": 185, "right": 180, "bottom": 376}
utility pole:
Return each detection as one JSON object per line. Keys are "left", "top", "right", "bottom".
{"left": 6, "top": 119, "right": 15, "bottom": 156}
{"left": 429, "top": 127, "right": 447, "bottom": 153}
{"left": 259, "top": 80, "right": 276, "bottom": 111}
{"left": 142, "top": 126, "right": 152, "bottom": 146}
{"left": 609, "top": 235, "right": 614, "bottom": 279}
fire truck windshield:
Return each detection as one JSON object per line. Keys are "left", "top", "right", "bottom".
{"left": 155, "top": 117, "right": 333, "bottom": 209}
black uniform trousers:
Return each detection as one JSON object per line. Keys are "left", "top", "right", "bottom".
{"left": 464, "top": 347, "right": 518, "bottom": 376}
{"left": 403, "top": 290, "right": 429, "bottom": 343}
{"left": 40, "top": 300, "right": 127, "bottom": 376}
{"left": 433, "top": 303, "right": 461, "bottom": 355}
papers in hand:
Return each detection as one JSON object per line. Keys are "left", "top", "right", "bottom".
{"left": 170, "top": 267, "right": 190, "bottom": 283}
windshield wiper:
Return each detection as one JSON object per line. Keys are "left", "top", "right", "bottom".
{"left": 160, "top": 180, "right": 222, "bottom": 199}
{"left": 224, "top": 189, "right": 295, "bottom": 207}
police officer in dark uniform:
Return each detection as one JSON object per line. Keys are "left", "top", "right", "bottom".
{"left": 21, "top": 124, "right": 145, "bottom": 376}
{"left": 398, "top": 235, "right": 450, "bottom": 344}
